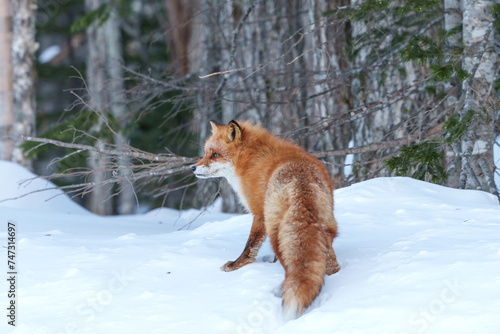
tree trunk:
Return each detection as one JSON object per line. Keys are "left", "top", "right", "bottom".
{"left": 305, "top": 0, "right": 352, "bottom": 186}
{"left": 188, "top": 0, "right": 226, "bottom": 209}
{"left": 0, "top": 0, "right": 36, "bottom": 168}
{"left": 350, "top": 0, "right": 434, "bottom": 182}
{"left": 459, "top": 0, "right": 498, "bottom": 199}
{"left": 86, "top": 0, "right": 113, "bottom": 215}
{"left": 105, "top": 7, "right": 135, "bottom": 214}
{"left": 444, "top": 0, "right": 462, "bottom": 188}
{"left": 10, "top": 0, "right": 37, "bottom": 169}
{"left": 165, "top": 0, "right": 194, "bottom": 76}
{"left": 0, "top": 0, "right": 13, "bottom": 160}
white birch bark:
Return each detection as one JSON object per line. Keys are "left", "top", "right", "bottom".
{"left": 105, "top": 7, "right": 135, "bottom": 214}
{"left": 444, "top": 0, "right": 462, "bottom": 48}
{"left": 444, "top": 0, "right": 462, "bottom": 187}
{"left": 350, "top": 0, "right": 431, "bottom": 181}
{"left": 2, "top": 0, "right": 37, "bottom": 169}
{"left": 305, "top": 0, "right": 352, "bottom": 185}
{"left": 86, "top": 0, "right": 112, "bottom": 215}
{"left": 460, "top": 0, "right": 498, "bottom": 199}
{"left": 0, "top": 0, "right": 13, "bottom": 160}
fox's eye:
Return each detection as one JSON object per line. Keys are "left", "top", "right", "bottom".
{"left": 211, "top": 153, "right": 220, "bottom": 159}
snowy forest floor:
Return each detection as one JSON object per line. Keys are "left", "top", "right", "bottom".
{"left": 1, "top": 160, "right": 500, "bottom": 334}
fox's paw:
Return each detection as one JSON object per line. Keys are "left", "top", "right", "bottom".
{"left": 326, "top": 259, "right": 340, "bottom": 275}
{"left": 261, "top": 255, "right": 277, "bottom": 263}
{"left": 272, "top": 284, "right": 283, "bottom": 298}
{"left": 221, "top": 257, "right": 255, "bottom": 272}
{"left": 326, "top": 248, "right": 341, "bottom": 275}
{"left": 221, "top": 261, "right": 239, "bottom": 272}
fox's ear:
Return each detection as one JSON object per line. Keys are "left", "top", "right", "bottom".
{"left": 209, "top": 120, "right": 223, "bottom": 133}
{"left": 227, "top": 120, "right": 242, "bottom": 143}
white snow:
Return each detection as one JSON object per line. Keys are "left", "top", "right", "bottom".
{"left": 343, "top": 140, "right": 354, "bottom": 178}
{"left": 495, "top": 134, "right": 499, "bottom": 194}
{"left": 1, "top": 160, "right": 500, "bottom": 334}
{"left": 38, "top": 45, "right": 62, "bottom": 64}
{"left": 0, "top": 161, "right": 88, "bottom": 215}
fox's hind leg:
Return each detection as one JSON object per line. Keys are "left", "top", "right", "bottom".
{"left": 325, "top": 226, "right": 340, "bottom": 275}
{"left": 222, "top": 215, "right": 266, "bottom": 272}
{"left": 326, "top": 247, "right": 340, "bottom": 275}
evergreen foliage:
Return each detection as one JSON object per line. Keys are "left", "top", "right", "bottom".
{"left": 386, "top": 142, "right": 447, "bottom": 183}
{"left": 342, "top": 0, "right": 495, "bottom": 185}
{"left": 492, "top": 4, "right": 500, "bottom": 92}
{"left": 341, "top": 0, "right": 449, "bottom": 183}
{"left": 347, "top": 0, "right": 441, "bottom": 20}
{"left": 442, "top": 109, "right": 476, "bottom": 145}
{"left": 399, "top": 31, "right": 467, "bottom": 83}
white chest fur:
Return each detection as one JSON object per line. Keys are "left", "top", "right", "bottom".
{"left": 224, "top": 173, "right": 250, "bottom": 212}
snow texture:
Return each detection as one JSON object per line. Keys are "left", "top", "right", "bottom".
{"left": 495, "top": 134, "right": 500, "bottom": 194}
{"left": 1, "top": 160, "right": 499, "bottom": 334}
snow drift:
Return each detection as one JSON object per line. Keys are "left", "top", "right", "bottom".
{"left": 1, "top": 161, "right": 499, "bottom": 334}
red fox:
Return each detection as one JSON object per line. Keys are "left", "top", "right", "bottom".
{"left": 191, "top": 120, "right": 340, "bottom": 319}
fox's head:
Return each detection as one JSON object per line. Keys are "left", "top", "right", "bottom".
{"left": 190, "top": 120, "right": 242, "bottom": 179}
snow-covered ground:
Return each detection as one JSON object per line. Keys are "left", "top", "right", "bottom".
{"left": 495, "top": 134, "right": 500, "bottom": 194}
{"left": 1, "top": 160, "right": 499, "bottom": 334}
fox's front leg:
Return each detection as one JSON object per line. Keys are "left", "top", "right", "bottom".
{"left": 222, "top": 216, "right": 266, "bottom": 272}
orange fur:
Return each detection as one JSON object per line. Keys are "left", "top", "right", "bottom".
{"left": 192, "top": 120, "right": 340, "bottom": 318}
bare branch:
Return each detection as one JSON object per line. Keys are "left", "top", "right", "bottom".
{"left": 214, "top": 0, "right": 262, "bottom": 96}
{"left": 11, "top": 134, "right": 197, "bottom": 165}
{"left": 312, "top": 134, "right": 421, "bottom": 158}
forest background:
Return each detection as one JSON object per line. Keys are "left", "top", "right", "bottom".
{"left": 0, "top": 0, "right": 499, "bottom": 215}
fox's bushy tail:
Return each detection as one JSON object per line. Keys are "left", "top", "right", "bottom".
{"left": 279, "top": 221, "right": 329, "bottom": 320}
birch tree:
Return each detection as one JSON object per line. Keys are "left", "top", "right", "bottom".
{"left": 0, "top": 0, "right": 13, "bottom": 161}
{"left": 443, "top": 0, "right": 462, "bottom": 187}
{"left": 81, "top": 0, "right": 137, "bottom": 214}
{"left": 349, "top": 0, "right": 442, "bottom": 182}
{"left": 0, "top": 0, "right": 36, "bottom": 168}
{"left": 105, "top": 7, "right": 135, "bottom": 215}
{"left": 11, "top": 0, "right": 37, "bottom": 168}
{"left": 305, "top": 0, "right": 352, "bottom": 186}
{"left": 85, "top": 0, "right": 113, "bottom": 215}
{"left": 458, "top": 0, "right": 498, "bottom": 197}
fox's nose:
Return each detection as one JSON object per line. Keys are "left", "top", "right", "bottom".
{"left": 190, "top": 165, "right": 196, "bottom": 172}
